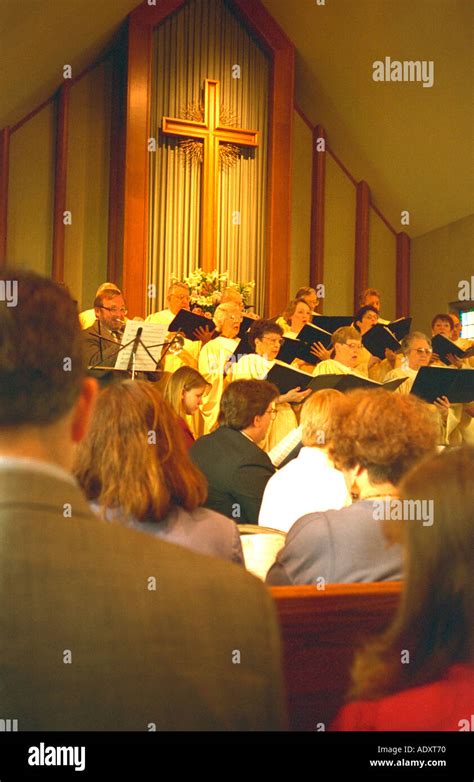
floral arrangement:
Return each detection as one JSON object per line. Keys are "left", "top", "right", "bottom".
{"left": 173, "top": 268, "right": 255, "bottom": 315}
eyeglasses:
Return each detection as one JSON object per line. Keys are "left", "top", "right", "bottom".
{"left": 100, "top": 306, "right": 128, "bottom": 314}
{"left": 345, "top": 342, "right": 362, "bottom": 350}
{"left": 411, "top": 348, "right": 432, "bottom": 354}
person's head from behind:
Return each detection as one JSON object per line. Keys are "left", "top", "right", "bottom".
{"left": 94, "top": 287, "right": 126, "bottom": 332}
{"left": 349, "top": 446, "right": 474, "bottom": 700}
{"left": 300, "top": 389, "right": 344, "bottom": 451}
{"left": 401, "top": 332, "right": 432, "bottom": 370}
{"left": 0, "top": 269, "right": 97, "bottom": 469}
{"left": 330, "top": 389, "right": 439, "bottom": 497}
{"left": 213, "top": 302, "right": 242, "bottom": 339}
{"left": 248, "top": 319, "right": 284, "bottom": 361}
{"left": 219, "top": 379, "right": 279, "bottom": 443}
{"left": 331, "top": 326, "right": 362, "bottom": 368}
{"left": 167, "top": 283, "right": 190, "bottom": 315}
{"left": 295, "top": 286, "right": 318, "bottom": 312}
{"left": 74, "top": 380, "right": 207, "bottom": 522}
{"left": 354, "top": 305, "right": 379, "bottom": 335}
{"left": 283, "top": 298, "right": 312, "bottom": 332}
{"left": 359, "top": 287, "right": 381, "bottom": 312}
{"left": 431, "top": 313, "right": 454, "bottom": 339}
{"left": 163, "top": 366, "right": 210, "bottom": 417}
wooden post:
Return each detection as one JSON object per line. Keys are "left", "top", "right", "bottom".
{"left": 52, "top": 83, "right": 70, "bottom": 282}
{"left": 0, "top": 127, "right": 10, "bottom": 267}
{"left": 396, "top": 231, "right": 410, "bottom": 317}
{"left": 310, "top": 124, "right": 326, "bottom": 311}
{"left": 354, "top": 180, "right": 370, "bottom": 312}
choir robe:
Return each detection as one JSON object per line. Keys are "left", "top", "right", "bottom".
{"left": 230, "top": 353, "right": 298, "bottom": 452}
{"left": 383, "top": 364, "right": 469, "bottom": 446}
{"left": 311, "top": 358, "right": 367, "bottom": 378}
{"left": 199, "top": 335, "right": 240, "bottom": 434}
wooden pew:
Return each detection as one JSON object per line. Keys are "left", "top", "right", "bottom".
{"left": 269, "top": 582, "right": 402, "bottom": 731}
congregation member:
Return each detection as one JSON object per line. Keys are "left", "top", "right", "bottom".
{"left": 231, "top": 319, "right": 311, "bottom": 451}
{"left": 79, "top": 281, "right": 122, "bottom": 329}
{"left": 190, "top": 379, "right": 278, "bottom": 524}
{"left": 266, "top": 389, "right": 438, "bottom": 585}
{"left": 75, "top": 380, "right": 243, "bottom": 564}
{"left": 198, "top": 301, "right": 243, "bottom": 433}
{"left": 0, "top": 268, "right": 286, "bottom": 731}
{"left": 311, "top": 326, "right": 367, "bottom": 377}
{"left": 258, "top": 390, "right": 351, "bottom": 532}
{"left": 162, "top": 365, "right": 210, "bottom": 446}
{"left": 82, "top": 285, "right": 127, "bottom": 367}
{"left": 332, "top": 446, "right": 474, "bottom": 731}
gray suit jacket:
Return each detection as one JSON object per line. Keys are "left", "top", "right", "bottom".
{"left": 0, "top": 466, "right": 286, "bottom": 730}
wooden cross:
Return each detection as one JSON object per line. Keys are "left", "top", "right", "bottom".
{"left": 162, "top": 79, "right": 259, "bottom": 271}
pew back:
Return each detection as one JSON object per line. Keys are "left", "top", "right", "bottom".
{"left": 269, "top": 582, "right": 402, "bottom": 730}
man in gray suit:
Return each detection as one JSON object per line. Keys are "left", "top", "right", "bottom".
{"left": 0, "top": 269, "right": 286, "bottom": 731}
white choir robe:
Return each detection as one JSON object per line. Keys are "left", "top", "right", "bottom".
{"left": 146, "top": 308, "right": 202, "bottom": 374}
{"left": 199, "top": 335, "right": 240, "bottom": 434}
{"left": 311, "top": 358, "right": 366, "bottom": 378}
{"left": 230, "top": 353, "right": 298, "bottom": 452}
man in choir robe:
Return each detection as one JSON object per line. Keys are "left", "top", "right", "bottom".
{"left": 0, "top": 268, "right": 286, "bottom": 731}
{"left": 190, "top": 379, "right": 278, "bottom": 524}
{"left": 82, "top": 287, "right": 126, "bottom": 367}
{"left": 311, "top": 326, "right": 368, "bottom": 378}
{"left": 79, "top": 282, "right": 122, "bottom": 330}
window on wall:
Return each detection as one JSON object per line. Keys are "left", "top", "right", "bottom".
{"left": 460, "top": 308, "right": 474, "bottom": 339}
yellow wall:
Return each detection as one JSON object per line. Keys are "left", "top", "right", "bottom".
{"left": 7, "top": 103, "right": 55, "bottom": 274}
{"left": 411, "top": 213, "right": 474, "bottom": 332}
{"left": 290, "top": 111, "right": 312, "bottom": 297}
{"left": 323, "top": 154, "right": 355, "bottom": 314}
{"left": 368, "top": 207, "right": 397, "bottom": 320}
{"left": 64, "top": 58, "right": 112, "bottom": 310}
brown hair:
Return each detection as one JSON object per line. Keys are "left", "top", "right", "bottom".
{"left": 74, "top": 380, "right": 207, "bottom": 522}
{"left": 282, "top": 298, "right": 311, "bottom": 325}
{"left": 329, "top": 389, "right": 438, "bottom": 485}
{"left": 300, "top": 389, "right": 344, "bottom": 448}
{"left": 431, "top": 313, "right": 454, "bottom": 330}
{"left": 358, "top": 287, "right": 381, "bottom": 306}
{"left": 219, "top": 379, "right": 279, "bottom": 430}
{"left": 0, "top": 268, "right": 85, "bottom": 426}
{"left": 248, "top": 319, "right": 283, "bottom": 351}
{"left": 295, "top": 286, "right": 317, "bottom": 300}
{"left": 162, "top": 366, "right": 209, "bottom": 418}
{"left": 348, "top": 446, "right": 474, "bottom": 700}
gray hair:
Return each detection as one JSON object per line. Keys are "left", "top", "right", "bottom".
{"left": 213, "top": 302, "right": 241, "bottom": 330}
{"left": 401, "top": 331, "right": 432, "bottom": 355}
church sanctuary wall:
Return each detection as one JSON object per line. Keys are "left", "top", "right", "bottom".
{"left": 410, "top": 213, "right": 474, "bottom": 333}
{"left": 368, "top": 206, "right": 397, "bottom": 321}
{"left": 323, "top": 153, "right": 356, "bottom": 314}
{"left": 64, "top": 59, "right": 113, "bottom": 311}
{"left": 7, "top": 103, "right": 55, "bottom": 275}
{"left": 290, "top": 110, "right": 312, "bottom": 297}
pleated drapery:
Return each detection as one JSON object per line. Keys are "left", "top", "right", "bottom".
{"left": 147, "top": 0, "right": 269, "bottom": 314}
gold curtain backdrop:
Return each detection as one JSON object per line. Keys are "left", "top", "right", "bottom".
{"left": 148, "top": 0, "right": 269, "bottom": 314}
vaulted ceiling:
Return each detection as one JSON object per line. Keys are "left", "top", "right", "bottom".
{"left": 0, "top": 0, "right": 472, "bottom": 237}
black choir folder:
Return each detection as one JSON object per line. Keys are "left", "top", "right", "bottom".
{"left": 296, "top": 323, "right": 333, "bottom": 349}
{"left": 411, "top": 366, "right": 474, "bottom": 404}
{"left": 277, "top": 336, "right": 320, "bottom": 366}
{"left": 169, "top": 309, "right": 216, "bottom": 340}
{"left": 266, "top": 361, "right": 408, "bottom": 395}
{"left": 431, "top": 334, "right": 467, "bottom": 365}
{"left": 311, "top": 314, "right": 353, "bottom": 332}
{"left": 387, "top": 317, "right": 412, "bottom": 341}
{"left": 362, "top": 324, "right": 401, "bottom": 360}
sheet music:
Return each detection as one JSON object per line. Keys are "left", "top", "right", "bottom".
{"left": 114, "top": 321, "right": 167, "bottom": 371}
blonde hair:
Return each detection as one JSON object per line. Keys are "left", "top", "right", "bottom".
{"left": 300, "top": 389, "right": 344, "bottom": 447}
{"left": 74, "top": 380, "right": 207, "bottom": 522}
{"left": 162, "top": 366, "right": 209, "bottom": 418}
{"left": 282, "top": 298, "right": 311, "bottom": 325}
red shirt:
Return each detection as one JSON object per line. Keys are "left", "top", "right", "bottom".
{"left": 331, "top": 665, "right": 474, "bottom": 731}
{"left": 177, "top": 417, "right": 195, "bottom": 450}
